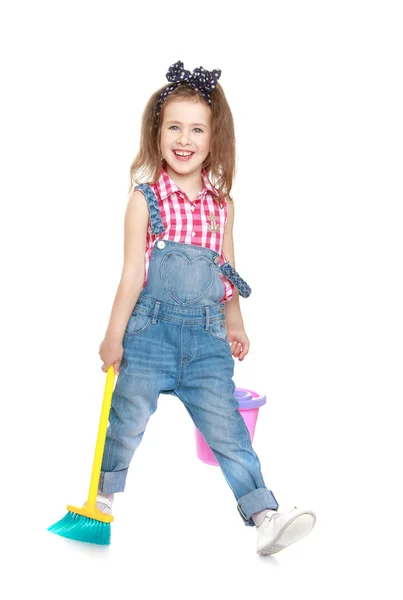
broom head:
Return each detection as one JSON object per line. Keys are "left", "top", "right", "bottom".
{"left": 48, "top": 504, "right": 114, "bottom": 545}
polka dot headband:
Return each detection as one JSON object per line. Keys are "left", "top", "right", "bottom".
{"left": 155, "top": 60, "right": 222, "bottom": 127}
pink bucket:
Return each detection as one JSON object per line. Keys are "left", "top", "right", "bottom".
{"left": 194, "top": 388, "right": 267, "bottom": 466}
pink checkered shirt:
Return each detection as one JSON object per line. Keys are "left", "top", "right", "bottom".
{"left": 141, "top": 167, "right": 234, "bottom": 302}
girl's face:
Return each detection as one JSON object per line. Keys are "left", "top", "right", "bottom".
{"left": 159, "top": 99, "right": 212, "bottom": 177}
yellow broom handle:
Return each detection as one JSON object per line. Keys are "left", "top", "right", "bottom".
{"left": 86, "top": 365, "right": 115, "bottom": 508}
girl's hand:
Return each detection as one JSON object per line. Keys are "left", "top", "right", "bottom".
{"left": 99, "top": 336, "right": 124, "bottom": 374}
{"left": 227, "top": 328, "right": 250, "bottom": 361}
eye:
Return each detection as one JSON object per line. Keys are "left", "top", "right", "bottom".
{"left": 169, "top": 125, "right": 178, "bottom": 131}
{"left": 193, "top": 128, "right": 203, "bottom": 133}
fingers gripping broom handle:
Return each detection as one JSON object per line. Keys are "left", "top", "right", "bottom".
{"left": 86, "top": 365, "right": 115, "bottom": 509}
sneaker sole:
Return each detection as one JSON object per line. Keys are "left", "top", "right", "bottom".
{"left": 257, "top": 511, "right": 316, "bottom": 555}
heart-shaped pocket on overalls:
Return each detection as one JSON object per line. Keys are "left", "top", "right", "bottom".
{"left": 160, "top": 252, "right": 214, "bottom": 305}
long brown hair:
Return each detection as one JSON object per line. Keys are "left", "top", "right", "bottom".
{"left": 128, "top": 83, "right": 236, "bottom": 203}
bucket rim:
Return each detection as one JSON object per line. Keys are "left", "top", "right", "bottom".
{"left": 235, "top": 387, "right": 267, "bottom": 409}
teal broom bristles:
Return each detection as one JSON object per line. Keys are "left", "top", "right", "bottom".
{"left": 48, "top": 511, "right": 111, "bottom": 545}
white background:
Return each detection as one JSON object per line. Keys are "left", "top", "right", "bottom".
{"left": 1, "top": 1, "right": 402, "bottom": 598}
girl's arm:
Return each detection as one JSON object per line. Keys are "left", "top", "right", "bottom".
{"left": 103, "top": 190, "right": 149, "bottom": 342}
{"left": 222, "top": 201, "right": 250, "bottom": 360}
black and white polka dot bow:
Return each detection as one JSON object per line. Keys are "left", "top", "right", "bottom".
{"left": 155, "top": 60, "right": 222, "bottom": 123}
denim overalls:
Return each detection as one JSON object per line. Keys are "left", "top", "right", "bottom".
{"left": 99, "top": 184, "right": 279, "bottom": 525}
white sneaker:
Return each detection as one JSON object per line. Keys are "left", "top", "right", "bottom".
{"left": 83, "top": 492, "right": 114, "bottom": 515}
{"left": 256, "top": 506, "right": 316, "bottom": 555}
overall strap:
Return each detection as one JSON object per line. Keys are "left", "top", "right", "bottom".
{"left": 134, "top": 183, "right": 165, "bottom": 235}
{"left": 219, "top": 262, "right": 252, "bottom": 298}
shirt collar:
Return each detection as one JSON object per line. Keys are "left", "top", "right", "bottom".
{"left": 156, "top": 167, "right": 220, "bottom": 202}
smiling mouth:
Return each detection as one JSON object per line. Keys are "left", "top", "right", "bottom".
{"left": 173, "top": 150, "right": 194, "bottom": 159}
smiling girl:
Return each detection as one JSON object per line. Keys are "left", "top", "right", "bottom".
{"left": 95, "top": 61, "right": 316, "bottom": 554}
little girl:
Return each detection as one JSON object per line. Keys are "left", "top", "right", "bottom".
{"left": 96, "top": 61, "right": 316, "bottom": 555}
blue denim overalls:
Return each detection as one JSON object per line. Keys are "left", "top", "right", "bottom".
{"left": 99, "top": 184, "right": 279, "bottom": 525}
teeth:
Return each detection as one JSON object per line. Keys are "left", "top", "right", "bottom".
{"left": 174, "top": 151, "right": 192, "bottom": 157}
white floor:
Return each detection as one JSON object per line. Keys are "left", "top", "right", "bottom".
{"left": 6, "top": 391, "right": 400, "bottom": 600}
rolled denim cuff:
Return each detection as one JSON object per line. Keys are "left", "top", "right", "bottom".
{"left": 99, "top": 468, "right": 128, "bottom": 494}
{"left": 237, "top": 488, "right": 279, "bottom": 526}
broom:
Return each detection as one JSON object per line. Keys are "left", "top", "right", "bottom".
{"left": 48, "top": 365, "right": 116, "bottom": 545}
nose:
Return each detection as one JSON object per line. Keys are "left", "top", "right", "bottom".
{"left": 177, "top": 128, "right": 191, "bottom": 146}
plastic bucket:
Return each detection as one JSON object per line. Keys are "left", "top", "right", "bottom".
{"left": 194, "top": 388, "right": 267, "bottom": 466}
